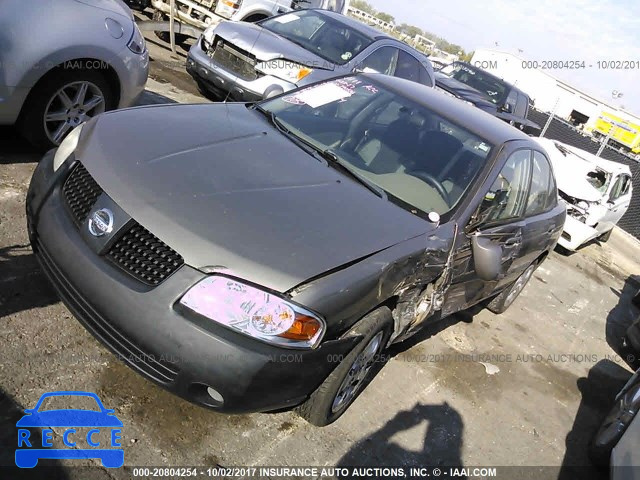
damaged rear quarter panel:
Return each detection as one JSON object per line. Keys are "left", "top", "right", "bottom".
{"left": 287, "top": 223, "right": 457, "bottom": 341}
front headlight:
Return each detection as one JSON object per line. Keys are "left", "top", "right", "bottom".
{"left": 53, "top": 124, "right": 84, "bottom": 171}
{"left": 201, "top": 27, "right": 215, "bottom": 51}
{"left": 128, "top": 23, "right": 146, "bottom": 55}
{"left": 179, "top": 276, "right": 325, "bottom": 349}
{"left": 256, "top": 59, "right": 313, "bottom": 84}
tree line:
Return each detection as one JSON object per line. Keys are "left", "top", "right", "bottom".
{"left": 350, "top": 0, "right": 467, "bottom": 57}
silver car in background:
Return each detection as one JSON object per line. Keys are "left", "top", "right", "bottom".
{"left": 187, "top": 9, "right": 434, "bottom": 102}
{"left": 0, "top": 0, "right": 149, "bottom": 149}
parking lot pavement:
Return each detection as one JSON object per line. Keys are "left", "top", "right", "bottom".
{"left": 2, "top": 75, "right": 640, "bottom": 479}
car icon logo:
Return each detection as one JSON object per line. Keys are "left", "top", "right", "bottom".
{"left": 88, "top": 208, "right": 114, "bottom": 237}
{"left": 15, "top": 391, "right": 124, "bottom": 468}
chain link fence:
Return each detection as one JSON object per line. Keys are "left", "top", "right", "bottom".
{"left": 526, "top": 108, "right": 640, "bottom": 241}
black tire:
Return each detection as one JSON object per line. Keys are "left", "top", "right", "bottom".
{"left": 487, "top": 262, "right": 537, "bottom": 314}
{"left": 589, "top": 403, "right": 624, "bottom": 467}
{"left": 296, "top": 307, "right": 392, "bottom": 426}
{"left": 153, "top": 10, "right": 189, "bottom": 44}
{"left": 17, "top": 68, "right": 115, "bottom": 150}
{"left": 599, "top": 229, "right": 613, "bottom": 243}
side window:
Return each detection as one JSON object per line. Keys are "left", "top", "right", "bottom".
{"left": 546, "top": 164, "right": 558, "bottom": 210}
{"left": 525, "top": 152, "right": 553, "bottom": 216}
{"left": 395, "top": 50, "right": 422, "bottom": 83}
{"left": 504, "top": 90, "right": 517, "bottom": 113}
{"left": 419, "top": 62, "right": 434, "bottom": 87}
{"left": 610, "top": 174, "right": 632, "bottom": 201}
{"left": 359, "top": 47, "right": 399, "bottom": 75}
{"left": 477, "top": 150, "right": 532, "bottom": 224}
{"left": 514, "top": 93, "right": 528, "bottom": 118}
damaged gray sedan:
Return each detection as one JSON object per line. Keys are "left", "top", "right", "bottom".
{"left": 27, "top": 74, "right": 565, "bottom": 426}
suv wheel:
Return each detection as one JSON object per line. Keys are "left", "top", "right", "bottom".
{"left": 18, "top": 69, "right": 114, "bottom": 150}
{"left": 487, "top": 263, "right": 537, "bottom": 314}
{"left": 296, "top": 307, "right": 392, "bottom": 426}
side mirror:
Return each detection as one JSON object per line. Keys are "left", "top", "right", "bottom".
{"left": 471, "top": 233, "right": 502, "bottom": 281}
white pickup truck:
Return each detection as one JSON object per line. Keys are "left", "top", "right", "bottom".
{"left": 149, "top": 0, "right": 350, "bottom": 35}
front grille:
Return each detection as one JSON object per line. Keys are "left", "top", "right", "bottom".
{"left": 209, "top": 37, "right": 259, "bottom": 81}
{"left": 107, "top": 224, "right": 184, "bottom": 286}
{"left": 62, "top": 163, "right": 183, "bottom": 287}
{"left": 34, "top": 238, "right": 180, "bottom": 384}
{"left": 63, "top": 163, "right": 103, "bottom": 225}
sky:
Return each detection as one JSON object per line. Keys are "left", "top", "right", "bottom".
{"left": 366, "top": 0, "right": 640, "bottom": 114}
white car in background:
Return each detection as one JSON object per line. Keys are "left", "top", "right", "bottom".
{"left": 537, "top": 138, "right": 633, "bottom": 251}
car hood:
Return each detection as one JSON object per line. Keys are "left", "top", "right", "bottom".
{"left": 73, "top": 0, "right": 133, "bottom": 20}
{"left": 538, "top": 139, "right": 607, "bottom": 202}
{"left": 214, "top": 21, "right": 335, "bottom": 69}
{"left": 17, "top": 411, "right": 123, "bottom": 427}
{"left": 434, "top": 73, "right": 496, "bottom": 110}
{"left": 76, "top": 104, "right": 432, "bottom": 292}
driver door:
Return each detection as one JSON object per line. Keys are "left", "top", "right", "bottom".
{"left": 442, "top": 148, "right": 533, "bottom": 316}
{"left": 598, "top": 173, "right": 632, "bottom": 233}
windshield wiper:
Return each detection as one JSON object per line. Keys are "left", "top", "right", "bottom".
{"left": 317, "top": 149, "right": 387, "bottom": 200}
{"left": 253, "top": 106, "right": 386, "bottom": 199}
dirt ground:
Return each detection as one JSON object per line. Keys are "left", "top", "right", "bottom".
{"left": 1, "top": 26, "right": 640, "bottom": 480}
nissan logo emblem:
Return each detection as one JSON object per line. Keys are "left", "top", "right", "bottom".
{"left": 88, "top": 208, "right": 114, "bottom": 237}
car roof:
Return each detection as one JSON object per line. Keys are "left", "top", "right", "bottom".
{"left": 361, "top": 73, "right": 532, "bottom": 145}
{"left": 536, "top": 138, "right": 632, "bottom": 175}
{"left": 309, "top": 9, "right": 395, "bottom": 40}
{"left": 453, "top": 61, "right": 529, "bottom": 98}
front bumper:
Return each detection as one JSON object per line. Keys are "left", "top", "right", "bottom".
{"left": 557, "top": 215, "right": 600, "bottom": 251}
{"left": 26, "top": 151, "right": 356, "bottom": 414}
{"left": 186, "top": 39, "right": 295, "bottom": 102}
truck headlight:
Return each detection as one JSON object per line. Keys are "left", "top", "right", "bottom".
{"left": 179, "top": 276, "right": 325, "bottom": 349}
{"left": 256, "top": 60, "right": 313, "bottom": 84}
{"left": 53, "top": 124, "right": 84, "bottom": 172}
{"left": 215, "top": 0, "right": 242, "bottom": 19}
{"left": 128, "top": 23, "right": 146, "bottom": 55}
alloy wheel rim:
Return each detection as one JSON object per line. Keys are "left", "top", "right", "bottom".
{"left": 331, "top": 331, "right": 384, "bottom": 414}
{"left": 43, "top": 81, "right": 105, "bottom": 145}
{"left": 505, "top": 265, "right": 535, "bottom": 307}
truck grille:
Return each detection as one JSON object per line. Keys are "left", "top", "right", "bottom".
{"left": 107, "top": 224, "right": 184, "bottom": 286}
{"left": 62, "top": 163, "right": 184, "bottom": 287}
{"left": 63, "top": 163, "right": 103, "bottom": 225}
{"left": 208, "top": 37, "right": 259, "bottom": 81}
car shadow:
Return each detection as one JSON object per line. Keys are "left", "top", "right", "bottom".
{"left": 0, "top": 244, "right": 59, "bottom": 320}
{"left": 605, "top": 274, "right": 640, "bottom": 360}
{"left": 0, "top": 387, "right": 69, "bottom": 478}
{"left": 135, "top": 89, "right": 179, "bottom": 106}
{"left": 558, "top": 359, "right": 631, "bottom": 480}
{"left": 336, "top": 402, "right": 465, "bottom": 477}
{"left": 0, "top": 126, "right": 41, "bottom": 164}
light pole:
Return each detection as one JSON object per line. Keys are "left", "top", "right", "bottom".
{"left": 596, "top": 90, "right": 625, "bottom": 157}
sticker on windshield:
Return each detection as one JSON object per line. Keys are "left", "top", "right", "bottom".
{"left": 293, "top": 82, "right": 354, "bottom": 108}
{"left": 273, "top": 13, "right": 299, "bottom": 24}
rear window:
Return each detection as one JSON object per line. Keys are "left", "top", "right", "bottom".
{"left": 261, "top": 10, "right": 373, "bottom": 66}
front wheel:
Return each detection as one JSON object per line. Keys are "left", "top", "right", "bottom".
{"left": 487, "top": 263, "right": 537, "bottom": 314}
{"left": 296, "top": 307, "right": 392, "bottom": 426}
{"left": 18, "top": 68, "right": 114, "bottom": 150}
